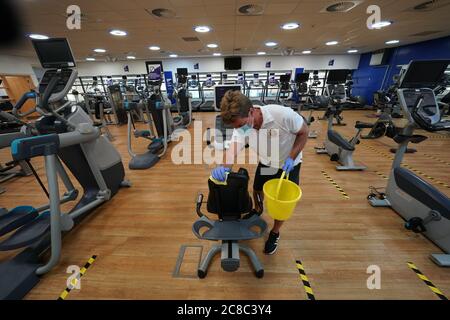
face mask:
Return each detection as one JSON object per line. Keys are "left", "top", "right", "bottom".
{"left": 238, "top": 112, "right": 254, "bottom": 135}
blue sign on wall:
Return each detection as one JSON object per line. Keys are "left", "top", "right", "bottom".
{"left": 164, "top": 71, "right": 176, "bottom": 105}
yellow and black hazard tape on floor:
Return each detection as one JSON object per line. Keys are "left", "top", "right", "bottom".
{"left": 363, "top": 144, "right": 450, "bottom": 189}
{"left": 58, "top": 255, "right": 97, "bottom": 300}
{"left": 422, "top": 153, "right": 450, "bottom": 167}
{"left": 296, "top": 260, "right": 315, "bottom": 300}
{"left": 425, "top": 134, "right": 450, "bottom": 139}
{"left": 375, "top": 171, "right": 389, "bottom": 180}
{"left": 402, "top": 164, "right": 450, "bottom": 189}
{"left": 363, "top": 144, "right": 394, "bottom": 161}
{"left": 321, "top": 170, "right": 350, "bottom": 199}
{"left": 407, "top": 262, "right": 448, "bottom": 300}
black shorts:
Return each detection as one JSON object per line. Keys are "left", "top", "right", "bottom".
{"left": 253, "top": 162, "right": 301, "bottom": 191}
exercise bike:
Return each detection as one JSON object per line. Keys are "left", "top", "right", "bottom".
{"left": 315, "top": 105, "right": 371, "bottom": 171}
{"left": 368, "top": 59, "right": 450, "bottom": 267}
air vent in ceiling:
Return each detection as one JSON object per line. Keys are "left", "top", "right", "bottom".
{"left": 234, "top": 48, "right": 242, "bottom": 51}
{"left": 149, "top": 8, "right": 177, "bottom": 18}
{"left": 410, "top": 30, "right": 441, "bottom": 36}
{"left": 281, "top": 48, "right": 295, "bottom": 56}
{"left": 238, "top": 4, "right": 264, "bottom": 15}
{"left": 412, "top": 0, "right": 449, "bottom": 11}
{"left": 321, "top": 1, "right": 363, "bottom": 13}
{"left": 182, "top": 37, "right": 200, "bottom": 42}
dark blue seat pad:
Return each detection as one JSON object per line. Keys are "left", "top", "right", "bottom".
{"left": 394, "top": 167, "right": 450, "bottom": 219}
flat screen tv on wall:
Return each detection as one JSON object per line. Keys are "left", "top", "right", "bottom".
{"left": 370, "top": 49, "right": 393, "bottom": 66}
{"left": 224, "top": 57, "right": 242, "bottom": 70}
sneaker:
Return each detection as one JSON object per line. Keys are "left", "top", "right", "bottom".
{"left": 264, "top": 231, "right": 280, "bottom": 255}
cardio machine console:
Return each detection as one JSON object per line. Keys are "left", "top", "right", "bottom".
{"left": 39, "top": 69, "right": 78, "bottom": 103}
{"left": 32, "top": 38, "right": 78, "bottom": 105}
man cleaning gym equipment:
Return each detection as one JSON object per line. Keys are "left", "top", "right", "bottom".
{"left": 211, "top": 91, "right": 309, "bottom": 255}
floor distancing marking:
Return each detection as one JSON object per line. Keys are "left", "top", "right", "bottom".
{"left": 375, "top": 171, "right": 389, "bottom": 180}
{"left": 173, "top": 245, "right": 203, "bottom": 279}
{"left": 58, "top": 255, "right": 97, "bottom": 300}
{"left": 425, "top": 135, "right": 450, "bottom": 139}
{"left": 407, "top": 262, "right": 448, "bottom": 300}
{"left": 321, "top": 170, "right": 349, "bottom": 199}
{"left": 401, "top": 164, "right": 450, "bottom": 189}
{"left": 362, "top": 144, "right": 450, "bottom": 189}
{"left": 295, "top": 260, "right": 315, "bottom": 300}
{"left": 422, "top": 153, "right": 450, "bottom": 167}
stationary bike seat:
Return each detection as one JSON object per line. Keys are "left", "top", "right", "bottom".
{"left": 355, "top": 121, "right": 375, "bottom": 129}
{"left": 328, "top": 130, "right": 355, "bottom": 151}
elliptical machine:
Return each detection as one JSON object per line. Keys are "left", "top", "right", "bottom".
{"left": 125, "top": 72, "right": 169, "bottom": 170}
{"left": 0, "top": 38, "right": 129, "bottom": 299}
{"left": 368, "top": 60, "right": 450, "bottom": 267}
{"left": 173, "top": 68, "right": 193, "bottom": 127}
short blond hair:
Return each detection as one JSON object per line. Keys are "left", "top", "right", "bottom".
{"left": 220, "top": 90, "right": 253, "bottom": 124}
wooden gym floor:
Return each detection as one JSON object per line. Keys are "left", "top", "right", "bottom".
{"left": 0, "top": 110, "right": 449, "bottom": 300}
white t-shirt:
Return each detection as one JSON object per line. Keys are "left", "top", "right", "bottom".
{"left": 230, "top": 104, "right": 304, "bottom": 169}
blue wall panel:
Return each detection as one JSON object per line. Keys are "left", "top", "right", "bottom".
{"left": 352, "top": 36, "right": 450, "bottom": 105}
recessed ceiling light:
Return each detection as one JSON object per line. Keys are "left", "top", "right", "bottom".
{"left": 347, "top": 49, "right": 358, "bottom": 53}
{"left": 265, "top": 41, "right": 278, "bottom": 47}
{"left": 257, "top": 51, "right": 266, "bottom": 55}
{"left": 169, "top": 54, "right": 178, "bottom": 58}
{"left": 149, "top": 46, "right": 160, "bottom": 51}
{"left": 109, "top": 29, "right": 127, "bottom": 36}
{"left": 207, "top": 43, "right": 218, "bottom": 48}
{"left": 302, "top": 50, "right": 312, "bottom": 54}
{"left": 371, "top": 21, "right": 392, "bottom": 29}
{"left": 127, "top": 56, "right": 136, "bottom": 60}
{"left": 28, "top": 34, "right": 49, "bottom": 40}
{"left": 281, "top": 22, "right": 300, "bottom": 30}
{"left": 213, "top": 53, "right": 221, "bottom": 56}
{"left": 194, "top": 25, "right": 211, "bottom": 33}
{"left": 326, "top": 41, "right": 339, "bottom": 46}
{"left": 386, "top": 40, "right": 400, "bottom": 45}
{"left": 93, "top": 48, "right": 106, "bottom": 53}
{"left": 86, "top": 58, "right": 96, "bottom": 61}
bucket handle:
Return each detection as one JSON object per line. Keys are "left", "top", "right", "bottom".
{"left": 275, "top": 171, "right": 289, "bottom": 200}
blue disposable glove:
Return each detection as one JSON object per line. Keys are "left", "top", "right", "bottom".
{"left": 211, "top": 166, "right": 231, "bottom": 182}
{"left": 282, "top": 157, "right": 295, "bottom": 174}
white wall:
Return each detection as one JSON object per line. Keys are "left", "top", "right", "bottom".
{"left": 0, "top": 55, "right": 39, "bottom": 86}
{"left": 77, "top": 54, "right": 361, "bottom": 77}
{"left": 0, "top": 53, "right": 361, "bottom": 86}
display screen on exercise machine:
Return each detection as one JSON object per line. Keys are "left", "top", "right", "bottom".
{"left": 177, "top": 68, "right": 188, "bottom": 84}
{"left": 32, "top": 38, "right": 76, "bottom": 69}
{"left": 326, "top": 70, "right": 351, "bottom": 84}
{"left": 148, "top": 66, "right": 162, "bottom": 82}
{"left": 399, "top": 60, "right": 450, "bottom": 89}
{"left": 214, "top": 85, "right": 241, "bottom": 108}
{"left": 279, "top": 74, "right": 291, "bottom": 83}
{"left": 295, "top": 73, "right": 310, "bottom": 83}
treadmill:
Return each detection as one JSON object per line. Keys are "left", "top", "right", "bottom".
{"left": 247, "top": 73, "right": 264, "bottom": 105}
{"left": 188, "top": 74, "right": 202, "bottom": 111}
{"left": 206, "top": 84, "right": 242, "bottom": 150}
{"left": 262, "top": 72, "right": 279, "bottom": 105}
{"left": 199, "top": 74, "right": 216, "bottom": 112}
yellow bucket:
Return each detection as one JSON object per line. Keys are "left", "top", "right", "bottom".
{"left": 263, "top": 171, "right": 302, "bottom": 221}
